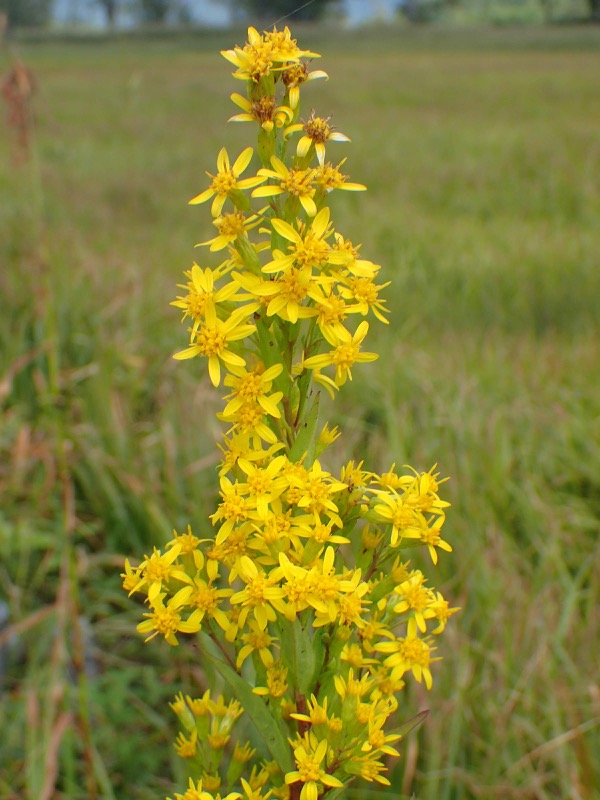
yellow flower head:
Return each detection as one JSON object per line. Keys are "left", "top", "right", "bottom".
{"left": 303, "top": 320, "right": 378, "bottom": 387}
{"left": 189, "top": 147, "right": 265, "bottom": 217}
{"left": 285, "top": 735, "right": 342, "bottom": 800}
{"left": 253, "top": 659, "right": 289, "bottom": 699}
{"left": 253, "top": 156, "right": 317, "bottom": 217}
{"left": 173, "top": 305, "right": 255, "bottom": 387}
{"left": 222, "top": 27, "right": 319, "bottom": 83}
{"left": 202, "top": 774, "right": 222, "bottom": 793}
{"left": 198, "top": 210, "right": 262, "bottom": 252}
{"left": 315, "top": 159, "right": 366, "bottom": 194}
{"left": 229, "top": 93, "right": 293, "bottom": 132}
{"left": 171, "top": 263, "right": 239, "bottom": 338}
{"left": 230, "top": 556, "right": 286, "bottom": 630}
{"left": 167, "top": 525, "right": 201, "bottom": 555}
{"left": 233, "top": 741, "right": 256, "bottom": 764}
{"left": 237, "top": 620, "right": 277, "bottom": 669}
{"left": 287, "top": 112, "right": 350, "bottom": 166}
{"left": 169, "top": 778, "right": 242, "bottom": 800}
{"left": 375, "top": 620, "right": 437, "bottom": 689}
{"left": 130, "top": 543, "right": 190, "bottom": 602}
{"left": 137, "top": 587, "right": 202, "bottom": 646}
{"left": 120, "top": 558, "right": 140, "bottom": 594}
{"left": 223, "top": 362, "right": 284, "bottom": 420}
{"left": 263, "top": 208, "right": 349, "bottom": 275}
{"left": 281, "top": 62, "right": 329, "bottom": 109}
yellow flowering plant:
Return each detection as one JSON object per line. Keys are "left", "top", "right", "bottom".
{"left": 123, "top": 26, "right": 458, "bottom": 800}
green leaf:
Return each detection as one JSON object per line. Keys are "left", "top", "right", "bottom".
{"left": 201, "top": 636, "right": 292, "bottom": 771}
{"left": 309, "top": 626, "right": 326, "bottom": 693}
{"left": 277, "top": 619, "right": 295, "bottom": 688}
{"left": 273, "top": 320, "right": 291, "bottom": 367}
{"left": 255, "top": 316, "right": 276, "bottom": 363}
{"left": 392, "top": 709, "right": 430, "bottom": 738}
{"left": 255, "top": 317, "right": 293, "bottom": 403}
{"left": 289, "top": 392, "right": 320, "bottom": 465}
{"left": 294, "top": 621, "right": 316, "bottom": 696}
{"left": 321, "top": 787, "right": 347, "bottom": 800}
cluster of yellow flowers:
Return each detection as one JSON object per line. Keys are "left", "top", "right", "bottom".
{"left": 123, "top": 26, "right": 457, "bottom": 800}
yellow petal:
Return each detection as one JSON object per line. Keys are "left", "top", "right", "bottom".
{"left": 208, "top": 356, "right": 221, "bottom": 386}
{"left": 299, "top": 194, "right": 317, "bottom": 217}
{"left": 230, "top": 92, "right": 250, "bottom": 111}
{"left": 233, "top": 146, "right": 253, "bottom": 176}
{"left": 271, "top": 217, "right": 301, "bottom": 243}
{"left": 216, "top": 147, "right": 229, "bottom": 172}
{"left": 311, "top": 207, "right": 330, "bottom": 239}
{"left": 173, "top": 345, "right": 200, "bottom": 360}
{"left": 297, "top": 136, "right": 312, "bottom": 158}
{"left": 189, "top": 187, "right": 213, "bottom": 205}
{"left": 252, "top": 185, "right": 284, "bottom": 198}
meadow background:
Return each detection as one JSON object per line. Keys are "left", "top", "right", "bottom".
{"left": 1, "top": 21, "right": 600, "bottom": 800}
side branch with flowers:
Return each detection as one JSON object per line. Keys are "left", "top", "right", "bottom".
{"left": 122, "top": 25, "right": 458, "bottom": 800}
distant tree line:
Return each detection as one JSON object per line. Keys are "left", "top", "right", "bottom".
{"left": 0, "top": 0, "right": 338, "bottom": 29}
{"left": 1, "top": 0, "right": 53, "bottom": 28}
{"left": 1, "top": 0, "right": 598, "bottom": 29}
{"left": 235, "top": 0, "right": 335, "bottom": 22}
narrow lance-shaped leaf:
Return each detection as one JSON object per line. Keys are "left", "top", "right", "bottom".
{"left": 289, "top": 392, "right": 320, "bottom": 465}
{"left": 390, "top": 709, "right": 430, "bottom": 738}
{"left": 294, "top": 620, "right": 317, "bottom": 696}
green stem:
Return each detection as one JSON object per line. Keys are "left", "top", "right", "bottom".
{"left": 207, "top": 623, "right": 237, "bottom": 672}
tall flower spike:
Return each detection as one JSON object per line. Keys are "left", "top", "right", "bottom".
{"left": 125, "top": 24, "right": 457, "bottom": 800}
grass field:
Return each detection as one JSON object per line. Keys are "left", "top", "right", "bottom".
{"left": 1, "top": 23, "right": 600, "bottom": 800}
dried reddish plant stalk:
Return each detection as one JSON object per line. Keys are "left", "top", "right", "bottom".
{"left": 2, "top": 58, "right": 36, "bottom": 164}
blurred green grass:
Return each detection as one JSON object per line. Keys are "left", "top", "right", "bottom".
{"left": 1, "top": 24, "right": 599, "bottom": 800}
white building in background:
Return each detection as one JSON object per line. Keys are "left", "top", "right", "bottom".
{"left": 53, "top": 0, "right": 399, "bottom": 29}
